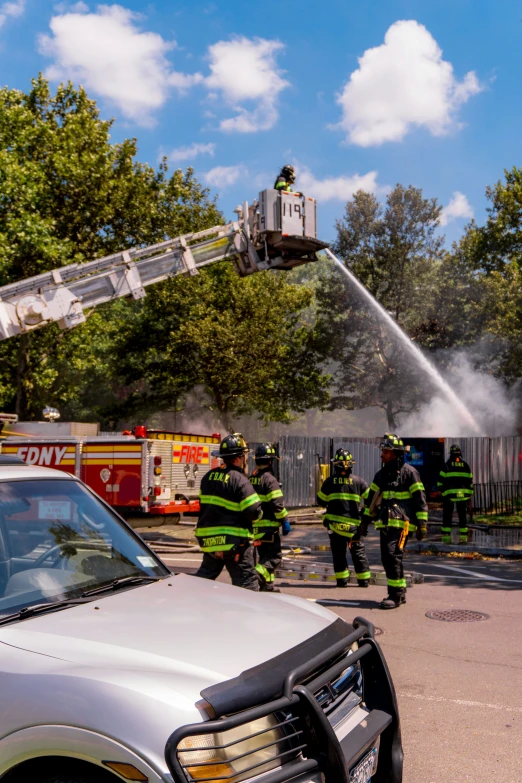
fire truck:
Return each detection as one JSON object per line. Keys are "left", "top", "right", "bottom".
{"left": 0, "top": 418, "right": 222, "bottom": 527}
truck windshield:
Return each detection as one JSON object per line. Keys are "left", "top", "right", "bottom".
{"left": 0, "top": 479, "right": 169, "bottom": 617}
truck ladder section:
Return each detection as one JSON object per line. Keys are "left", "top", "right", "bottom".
{"left": 0, "top": 190, "right": 328, "bottom": 340}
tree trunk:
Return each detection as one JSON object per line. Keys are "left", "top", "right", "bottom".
{"left": 385, "top": 398, "right": 396, "bottom": 430}
{"left": 15, "top": 334, "right": 30, "bottom": 420}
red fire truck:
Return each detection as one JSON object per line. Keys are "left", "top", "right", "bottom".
{"left": 0, "top": 424, "right": 221, "bottom": 528}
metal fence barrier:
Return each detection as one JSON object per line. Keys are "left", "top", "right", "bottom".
{"left": 472, "top": 481, "right": 522, "bottom": 517}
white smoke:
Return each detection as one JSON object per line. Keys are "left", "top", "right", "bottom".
{"left": 398, "top": 354, "right": 519, "bottom": 436}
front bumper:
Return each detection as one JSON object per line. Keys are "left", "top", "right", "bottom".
{"left": 165, "top": 617, "right": 402, "bottom": 783}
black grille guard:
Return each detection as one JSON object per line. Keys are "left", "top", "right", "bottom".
{"left": 165, "top": 617, "right": 403, "bottom": 783}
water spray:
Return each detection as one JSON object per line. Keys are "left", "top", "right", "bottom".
{"left": 324, "top": 248, "right": 482, "bottom": 435}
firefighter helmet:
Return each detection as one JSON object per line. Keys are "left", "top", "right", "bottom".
{"left": 450, "top": 444, "right": 462, "bottom": 456}
{"left": 255, "top": 443, "right": 278, "bottom": 462}
{"left": 380, "top": 433, "right": 406, "bottom": 452}
{"left": 281, "top": 164, "right": 296, "bottom": 183}
{"left": 212, "top": 432, "right": 249, "bottom": 458}
{"left": 333, "top": 448, "right": 355, "bottom": 468}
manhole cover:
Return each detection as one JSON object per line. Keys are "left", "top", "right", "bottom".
{"left": 425, "top": 609, "right": 489, "bottom": 623}
{"left": 374, "top": 627, "right": 384, "bottom": 636}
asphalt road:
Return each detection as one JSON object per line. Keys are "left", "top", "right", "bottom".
{"left": 151, "top": 528, "right": 522, "bottom": 783}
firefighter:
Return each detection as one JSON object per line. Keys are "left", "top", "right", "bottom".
{"left": 438, "top": 444, "right": 473, "bottom": 544}
{"left": 274, "top": 164, "right": 296, "bottom": 192}
{"left": 195, "top": 433, "right": 262, "bottom": 591}
{"left": 364, "top": 434, "right": 428, "bottom": 609}
{"left": 317, "top": 449, "right": 371, "bottom": 588}
{"left": 249, "top": 443, "right": 290, "bottom": 592}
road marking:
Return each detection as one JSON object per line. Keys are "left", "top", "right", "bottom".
{"left": 427, "top": 564, "right": 522, "bottom": 583}
{"left": 400, "top": 692, "right": 522, "bottom": 713}
{"left": 307, "top": 598, "right": 360, "bottom": 607}
{"left": 421, "top": 574, "right": 522, "bottom": 582}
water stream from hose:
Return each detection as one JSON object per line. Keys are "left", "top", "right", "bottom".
{"left": 325, "top": 248, "right": 481, "bottom": 434}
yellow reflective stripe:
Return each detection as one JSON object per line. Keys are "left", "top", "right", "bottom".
{"left": 356, "top": 571, "right": 371, "bottom": 580}
{"left": 370, "top": 482, "right": 380, "bottom": 492}
{"left": 317, "top": 490, "right": 328, "bottom": 502}
{"left": 409, "top": 482, "right": 425, "bottom": 493}
{"left": 382, "top": 491, "right": 411, "bottom": 500}
{"left": 258, "top": 489, "right": 284, "bottom": 502}
{"left": 325, "top": 513, "right": 361, "bottom": 526}
{"left": 416, "top": 511, "right": 428, "bottom": 521}
{"left": 239, "top": 493, "right": 261, "bottom": 511}
{"left": 324, "top": 492, "right": 361, "bottom": 502}
{"left": 442, "top": 488, "right": 473, "bottom": 496}
{"left": 361, "top": 487, "right": 370, "bottom": 499}
{"left": 196, "top": 526, "right": 252, "bottom": 538}
{"left": 388, "top": 578, "right": 407, "bottom": 588}
{"left": 334, "top": 569, "right": 350, "bottom": 579}
{"left": 387, "top": 519, "right": 408, "bottom": 530}
{"left": 440, "top": 471, "right": 473, "bottom": 479}
{"left": 254, "top": 519, "right": 279, "bottom": 527}
{"left": 274, "top": 508, "right": 288, "bottom": 519}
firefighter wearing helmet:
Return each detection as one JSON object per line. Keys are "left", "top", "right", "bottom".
{"left": 249, "top": 443, "right": 290, "bottom": 592}
{"left": 274, "top": 164, "right": 296, "bottom": 193}
{"left": 195, "top": 433, "right": 262, "bottom": 591}
{"left": 438, "top": 444, "right": 473, "bottom": 544}
{"left": 317, "top": 448, "right": 372, "bottom": 588}
{"left": 364, "top": 434, "right": 428, "bottom": 609}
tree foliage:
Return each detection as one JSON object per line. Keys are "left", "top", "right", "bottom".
{"left": 113, "top": 263, "right": 330, "bottom": 431}
{"left": 0, "top": 76, "right": 328, "bottom": 428}
{"left": 316, "top": 185, "right": 448, "bottom": 428}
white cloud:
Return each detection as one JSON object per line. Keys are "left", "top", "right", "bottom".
{"left": 205, "top": 37, "right": 289, "bottom": 132}
{"left": 165, "top": 142, "right": 216, "bottom": 163}
{"left": 440, "top": 191, "right": 474, "bottom": 226}
{"left": 337, "top": 20, "right": 482, "bottom": 146}
{"left": 298, "top": 165, "right": 386, "bottom": 202}
{"left": 0, "top": 0, "right": 25, "bottom": 28}
{"left": 204, "top": 164, "right": 247, "bottom": 188}
{"left": 38, "top": 4, "right": 203, "bottom": 125}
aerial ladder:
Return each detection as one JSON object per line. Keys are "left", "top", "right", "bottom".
{"left": 0, "top": 189, "right": 327, "bottom": 340}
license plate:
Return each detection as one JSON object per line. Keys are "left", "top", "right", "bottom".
{"left": 349, "top": 745, "right": 378, "bottom": 783}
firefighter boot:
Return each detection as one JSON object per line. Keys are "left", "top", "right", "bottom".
{"left": 379, "top": 591, "right": 406, "bottom": 610}
{"left": 357, "top": 579, "right": 370, "bottom": 588}
{"left": 336, "top": 578, "right": 350, "bottom": 588}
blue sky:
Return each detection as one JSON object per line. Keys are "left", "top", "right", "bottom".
{"left": 0, "top": 0, "right": 520, "bottom": 243}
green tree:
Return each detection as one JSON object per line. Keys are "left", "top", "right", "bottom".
{"left": 316, "top": 185, "right": 447, "bottom": 428}
{"left": 0, "top": 75, "right": 221, "bottom": 419}
{"left": 113, "top": 262, "right": 330, "bottom": 432}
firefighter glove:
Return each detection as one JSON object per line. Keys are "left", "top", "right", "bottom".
{"left": 282, "top": 519, "right": 291, "bottom": 536}
{"left": 416, "top": 524, "right": 427, "bottom": 541}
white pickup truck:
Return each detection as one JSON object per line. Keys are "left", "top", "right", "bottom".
{"left": 0, "top": 460, "right": 403, "bottom": 783}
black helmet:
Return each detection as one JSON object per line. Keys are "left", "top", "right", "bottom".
{"left": 255, "top": 443, "right": 278, "bottom": 462}
{"left": 333, "top": 448, "right": 355, "bottom": 468}
{"left": 450, "top": 444, "right": 462, "bottom": 456}
{"left": 212, "top": 432, "right": 249, "bottom": 458}
{"left": 281, "top": 164, "right": 295, "bottom": 183}
{"left": 380, "top": 433, "right": 406, "bottom": 452}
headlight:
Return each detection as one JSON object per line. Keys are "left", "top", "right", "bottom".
{"left": 178, "top": 714, "right": 286, "bottom": 782}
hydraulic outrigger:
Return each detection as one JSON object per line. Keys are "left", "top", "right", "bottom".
{"left": 0, "top": 189, "right": 327, "bottom": 340}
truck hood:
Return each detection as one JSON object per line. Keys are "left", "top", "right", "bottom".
{"left": 0, "top": 575, "right": 337, "bottom": 698}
